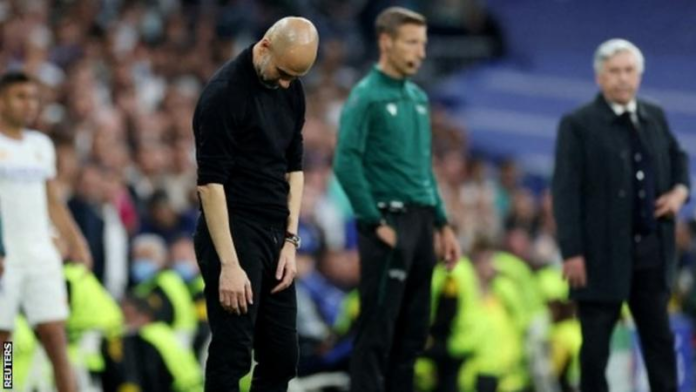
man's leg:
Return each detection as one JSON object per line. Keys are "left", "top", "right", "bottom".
{"left": 35, "top": 321, "right": 76, "bottom": 392}
{"left": 384, "top": 265, "right": 433, "bottom": 392}
{"left": 24, "top": 256, "right": 73, "bottom": 392}
{"left": 628, "top": 267, "right": 677, "bottom": 392}
{"left": 350, "top": 215, "right": 413, "bottom": 392}
{"left": 385, "top": 210, "right": 435, "bottom": 392}
{"left": 0, "top": 266, "right": 16, "bottom": 383}
{"left": 251, "top": 225, "right": 298, "bottom": 392}
{"left": 0, "top": 261, "right": 21, "bottom": 343}
{"left": 249, "top": 225, "right": 298, "bottom": 392}
{"left": 350, "top": 220, "right": 405, "bottom": 392}
{"left": 251, "top": 285, "right": 298, "bottom": 392}
{"left": 476, "top": 375, "right": 499, "bottom": 392}
{"left": 434, "top": 356, "right": 463, "bottom": 392}
{"left": 195, "top": 218, "right": 263, "bottom": 392}
{"left": 576, "top": 301, "right": 621, "bottom": 392}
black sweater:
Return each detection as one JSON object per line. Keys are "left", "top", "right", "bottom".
{"left": 193, "top": 46, "right": 305, "bottom": 226}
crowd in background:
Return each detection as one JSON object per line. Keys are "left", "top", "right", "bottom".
{"left": 1, "top": 0, "right": 694, "bottom": 391}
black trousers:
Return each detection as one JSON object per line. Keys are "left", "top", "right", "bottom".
{"left": 434, "top": 356, "right": 464, "bottom": 392}
{"left": 194, "top": 215, "right": 298, "bottom": 392}
{"left": 578, "top": 262, "right": 677, "bottom": 392}
{"left": 350, "top": 206, "right": 436, "bottom": 392}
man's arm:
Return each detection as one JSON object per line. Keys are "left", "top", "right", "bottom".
{"left": 664, "top": 111, "right": 691, "bottom": 193}
{"left": 655, "top": 109, "right": 691, "bottom": 217}
{"left": 197, "top": 184, "right": 253, "bottom": 314}
{"left": 0, "top": 214, "right": 5, "bottom": 277}
{"left": 427, "top": 159, "right": 449, "bottom": 228}
{"left": 47, "top": 179, "right": 92, "bottom": 268}
{"left": 285, "top": 171, "right": 304, "bottom": 237}
{"left": 428, "top": 159, "right": 461, "bottom": 269}
{"left": 552, "top": 115, "right": 585, "bottom": 259}
{"left": 333, "top": 90, "right": 382, "bottom": 225}
{"left": 197, "top": 184, "right": 240, "bottom": 268}
{"left": 195, "top": 83, "right": 252, "bottom": 314}
{"left": 273, "top": 84, "right": 306, "bottom": 294}
{"left": 284, "top": 87, "right": 305, "bottom": 237}
{"left": 552, "top": 115, "right": 587, "bottom": 288}
{"left": 272, "top": 171, "right": 304, "bottom": 294}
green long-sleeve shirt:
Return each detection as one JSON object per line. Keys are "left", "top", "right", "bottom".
{"left": 334, "top": 66, "right": 447, "bottom": 227}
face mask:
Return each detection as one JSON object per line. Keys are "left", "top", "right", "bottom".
{"left": 131, "top": 258, "right": 159, "bottom": 284}
{"left": 172, "top": 260, "right": 198, "bottom": 282}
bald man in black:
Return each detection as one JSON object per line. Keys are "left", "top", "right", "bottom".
{"left": 193, "top": 17, "right": 319, "bottom": 391}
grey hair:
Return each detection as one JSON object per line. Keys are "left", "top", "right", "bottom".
{"left": 132, "top": 234, "right": 167, "bottom": 262}
{"left": 593, "top": 39, "right": 645, "bottom": 74}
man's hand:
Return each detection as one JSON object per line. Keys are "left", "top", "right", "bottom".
{"left": 438, "top": 225, "right": 461, "bottom": 271}
{"left": 219, "top": 263, "right": 253, "bottom": 314}
{"left": 563, "top": 256, "right": 586, "bottom": 288}
{"left": 47, "top": 179, "right": 94, "bottom": 270}
{"left": 376, "top": 223, "right": 397, "bottom": 248}
{"left": 69, "top": 240, "right": 93, "bottom": 270}
{"left": 272, "top": 242, "right": 298, "bottom": 294}
{"left": 655, "top": 185, "right": 688, "bottom": 218}
{"left": 0, "top": 257, "right": 4, "bottom": 278}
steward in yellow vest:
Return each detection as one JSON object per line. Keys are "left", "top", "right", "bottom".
{"left": 101, "top": 295, "right": 203, "bottom": 392}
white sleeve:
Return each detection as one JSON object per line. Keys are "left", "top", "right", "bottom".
{"left": 43, "top": 135, "right": 57, "bottom": 179}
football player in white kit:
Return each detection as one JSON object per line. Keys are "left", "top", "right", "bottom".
{"left": 0, "top": 72, "right": 92, "bottom": 392}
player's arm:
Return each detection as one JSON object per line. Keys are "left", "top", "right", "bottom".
{"left": 46, "top": 179, "right": 93, "bottom": 268}
{"left": 0, "top": 214, "right": 5, "bottom": 277}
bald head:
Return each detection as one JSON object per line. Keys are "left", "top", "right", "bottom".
{"left": 265, "top": 17, "right": 318, "bottom": 53}
{"left": 254, "top": 17, "right": 319, "bottom": 89}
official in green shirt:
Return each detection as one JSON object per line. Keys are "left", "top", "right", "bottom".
{"left": 333, "top": 7, "right": 461, "bottom": 392}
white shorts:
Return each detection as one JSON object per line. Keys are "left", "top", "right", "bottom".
{"left": 0, "top": 247, "right": 69, "bottom": 330}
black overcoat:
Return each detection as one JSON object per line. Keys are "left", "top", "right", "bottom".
{"left": 552, "top": 94, "right": 691, "bottom": 302}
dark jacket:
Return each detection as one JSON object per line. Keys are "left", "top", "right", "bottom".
{"left": 68, "top": 196, "right": 105, "bottom": 281}
{"left": 552, "top": 94, "right": 690, "bottom": 302}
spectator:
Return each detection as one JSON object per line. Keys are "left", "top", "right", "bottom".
{"left": 69, "top": 164, "right": 107, "bottom": 278}
{"left": 168, "top": 236, "right": 210, "bottom": 360}
{"left": 130, "top": 234, "right": 197, "bottom": 344}
{"left": 101, "top": 295, "right": 203, "bottom": 392}
{"left": 139, "top": 189, "right": 196, "bottom": 244}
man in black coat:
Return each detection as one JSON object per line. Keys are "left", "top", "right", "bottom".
{"left": 552, "top": 39, "right": 690, "bottom": 392}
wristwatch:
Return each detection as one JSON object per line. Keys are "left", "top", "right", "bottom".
{"left": 285, "top": 232, "right": 301, "bottom": 249}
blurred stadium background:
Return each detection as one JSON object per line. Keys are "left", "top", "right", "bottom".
{"left": 0, "top": 0, "right": 694, "bottom": 391}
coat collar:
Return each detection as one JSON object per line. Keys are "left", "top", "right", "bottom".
{"left": 593, "top": 93, "right": 654, "bottom": 125}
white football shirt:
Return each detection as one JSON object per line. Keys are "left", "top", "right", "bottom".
{"left": 0, "top": 130, "right": 57, "bottom": 256}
